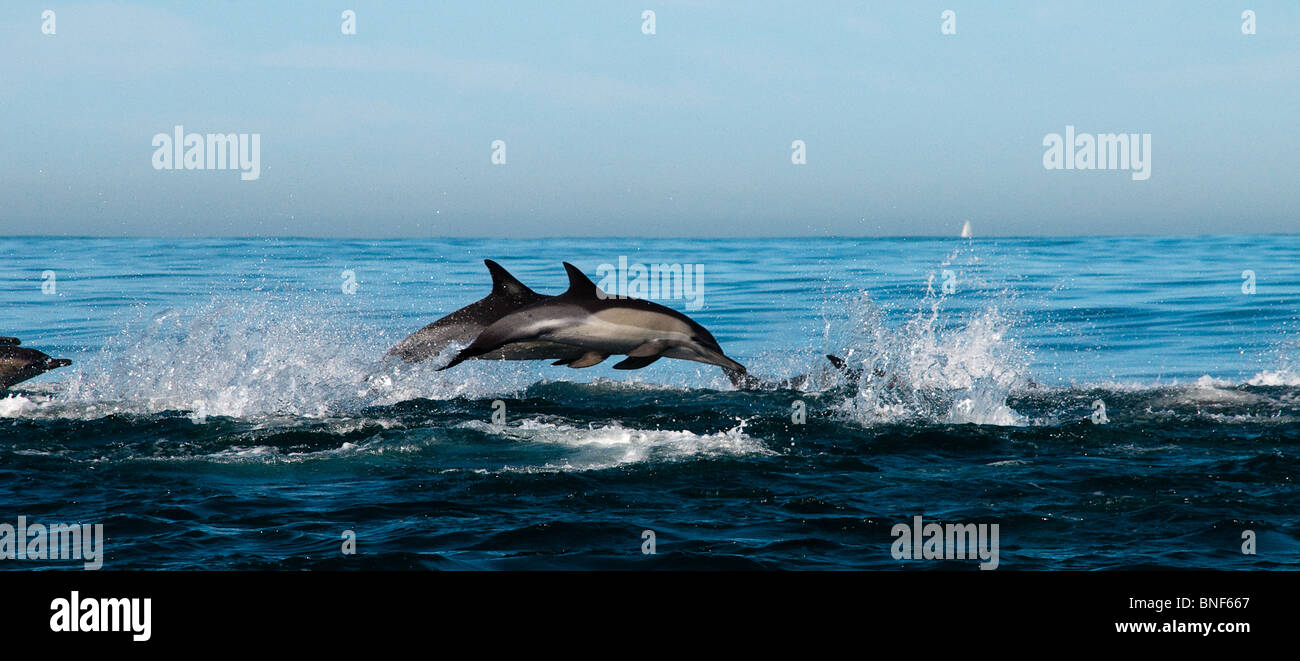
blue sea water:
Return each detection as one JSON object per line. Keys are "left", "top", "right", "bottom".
{"left": 1, "top": 235, "right": 1298, "bottom": 569}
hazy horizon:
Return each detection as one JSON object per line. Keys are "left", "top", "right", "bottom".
{"left": 2, "top": 1, "right": 1297, "bottom": 238}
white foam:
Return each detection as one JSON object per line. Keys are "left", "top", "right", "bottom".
{"left": 458, "top": 417, "right": 768, "bottom": 472}
{"left": 1247, "top": 369, "right": 1300, "bottom": 387}
{"left": 0, "top": 394, "right": 34, "bottom": 418}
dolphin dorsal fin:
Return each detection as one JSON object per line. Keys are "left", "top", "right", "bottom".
{"left": 484, "top": 260, "right": 536, "bottom": 298}
{"left": 561, "top": 262, "right": 603, "bottom": 298}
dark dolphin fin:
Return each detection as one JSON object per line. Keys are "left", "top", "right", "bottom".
{"left": 564, "top": 351, "right": 608, "bottom": 368}
{"left": 484, "top": 259, "right": 536, "bottom": 298}
{"left": 0, "top": 337, "right": 19, "bottom": 346}
{"left": 826, "top": 354, "right": 846, "bottom": 370}
{"left": 613, "top": 355, "right": 661, "bottom": 370}
{"left": 612, "top": 341, "right": 669, "bottom": 369}
{"left": 437, "top": 354, "right": 467, "bottom": 371}
{"left": 561, "top": 262, "right": 605, "bottom": 298}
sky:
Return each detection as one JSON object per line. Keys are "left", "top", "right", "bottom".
{"left": 0, "top": 1, "right": 1297, "bottom": 238}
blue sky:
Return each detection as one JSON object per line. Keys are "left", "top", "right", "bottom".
{"left": 1, "top": 1, "right": 1297, "bottom": 237}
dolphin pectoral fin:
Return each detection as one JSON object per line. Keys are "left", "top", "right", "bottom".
{"left": 613, "top": 355, "right": 661, "bottom": 370}
{"left": 612, "top": 340, "right": 670, "bottom": 368}
{"left": 438, "top": 349, "right": 477, "bottom": 371}
{"left": 563, "top": 351, "right": 608, "bottom": 369}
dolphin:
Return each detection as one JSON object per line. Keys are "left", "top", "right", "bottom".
{"left": 723, "top": 355, "right": 864, "bottom": 390}
{"left": 0, "top": 339, "right": 72, "bottom": 390}
{"left": 439, "top": 262, "right": 746, "bottom": 374}
{"left": 386, "top": 259, "right": 585, "bottom": 364}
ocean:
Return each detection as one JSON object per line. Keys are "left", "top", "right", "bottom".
{"left": 1, "top": 235, "right": 1297, "bottom": 569}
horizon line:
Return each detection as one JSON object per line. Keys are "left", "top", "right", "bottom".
{"left": 2, "top": 232, "right": 1298, "bottom": 241}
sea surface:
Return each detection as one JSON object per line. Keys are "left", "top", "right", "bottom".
{"left": 1, "top": 235, "right": 1298, "bottom": 569}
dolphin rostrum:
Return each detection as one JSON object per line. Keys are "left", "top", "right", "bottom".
{"left": 386, "top": 259, "right": 584, "bottom": 364}
{"left": 0, "top": 338, "right": 72, "bottom": 390}
{"left": 439, "top": 262, "right": 746, "bottom": 374}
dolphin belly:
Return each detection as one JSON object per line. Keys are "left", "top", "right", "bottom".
{"left": 541, "top": 317, "right": 745, "bottom": 372}
{"left": 543, "top": 318, "right": 691, "bottom": 355}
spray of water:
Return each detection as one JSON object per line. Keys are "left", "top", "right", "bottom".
{"left": 53, "top": 298, "right": 539, "bottom": 419}
{"left": 820, "top": 247, "right": 1033, "bottom": 426}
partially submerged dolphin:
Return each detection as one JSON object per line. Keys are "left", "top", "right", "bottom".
{"left": 723, "top": 355, "right": 863, "bottom": 390}
{"left": 0, "top": 338, "right": 72, "bottom": 390}
{"left": 386, "top": 260, "right": 585, "bottom": 365}
{"left": 440, "top": 263, "right": 746, "bottom": 374}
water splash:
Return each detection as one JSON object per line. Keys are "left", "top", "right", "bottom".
{"left": 52, "top": 299, "right": 539, "bottom": 419}
{"left": 821, "top": 249, "right": 1032, "bottom": 426}
{"left": 0, "top": 394, "right": 34, "bottom": 418}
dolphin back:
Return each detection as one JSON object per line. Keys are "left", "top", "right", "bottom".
{"left": 386, "top": 260, "right": 548, "bottom": 363}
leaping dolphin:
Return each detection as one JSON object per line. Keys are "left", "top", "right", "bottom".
{"left": 0, "top": 338, "right": 72, "bottom": 390}
{"left": 386, "top": 259, "right": 585, "bottom": 364}
{"left": 439, "top": 262, "right": 746, "bottom": 374}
